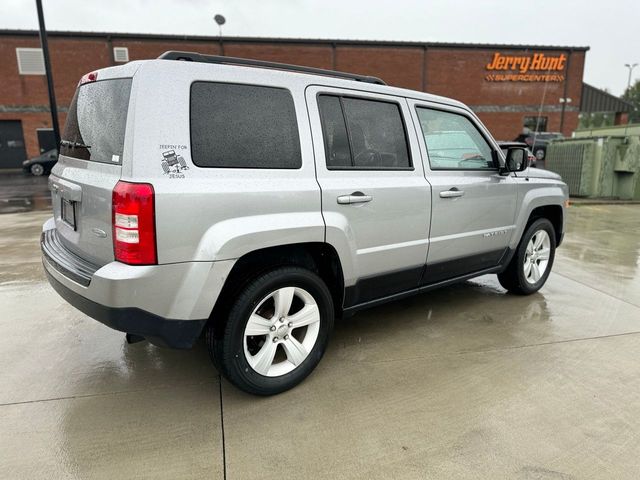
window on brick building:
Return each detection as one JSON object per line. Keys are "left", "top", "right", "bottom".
{"left": 523, "top": 116, "right": 548, "bottom": 133}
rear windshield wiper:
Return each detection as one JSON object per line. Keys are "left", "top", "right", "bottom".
{"left": 60, "top": 139, "right": 91, "bottom": 149}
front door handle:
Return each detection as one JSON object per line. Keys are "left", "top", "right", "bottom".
{"left": 439, "top": 188, "right": 465, "bottom": 199}
{"left": 337, "top": 192, "right": 373, "bottom": 205}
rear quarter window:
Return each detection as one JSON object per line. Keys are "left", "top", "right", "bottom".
{"left": 190, "top": 82, "right": 302, "bottom": 169}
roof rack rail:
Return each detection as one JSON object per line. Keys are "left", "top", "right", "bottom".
{"left": 157, "top": 51, "right": 386, "bottom": 85}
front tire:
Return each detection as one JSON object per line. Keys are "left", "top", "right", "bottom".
{"left": 207, "top": 267, "right": 334, "bottom": 396}
{"left": 498, "top": 218, "right": 556, "bottom": 295}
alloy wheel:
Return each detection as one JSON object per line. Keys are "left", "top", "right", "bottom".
{"left": 30, "top": 163, "right": 44, "bottom": 176}
{"left": 243, "top": 286, "right": 321, "bottom": 377}
{"left": 524, "top": 230, "right": 551, "bottom": 284}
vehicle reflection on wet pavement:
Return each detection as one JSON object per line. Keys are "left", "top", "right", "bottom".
{"left": 0, "top": 171, "right": 51, "bottom": 214}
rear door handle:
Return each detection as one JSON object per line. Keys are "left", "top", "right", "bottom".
{"left": 337, "top": 192, "right": 373, "bottom": 205}
{"left": 439, "top": 188, "right": 465, "bottom": 199}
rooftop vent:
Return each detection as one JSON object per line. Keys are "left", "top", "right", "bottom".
{"left": 16, "top": 48, "right": 45, "bottom": 75}
{"left": 113, "top": 47, "right": 129, "bottom": 63}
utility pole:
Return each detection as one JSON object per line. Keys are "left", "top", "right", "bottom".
{"left": 558, "top": 49, "right": 572, "bottom": 135}
{"left": 624, "top": 63, "right": 638, "bottom": 93}
{"left": 36, "top": 0, "right": 61, "bottom": 149}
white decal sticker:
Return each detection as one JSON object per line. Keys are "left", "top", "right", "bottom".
{"left": 159, "top": 144, "right": 189, "bottom": 178}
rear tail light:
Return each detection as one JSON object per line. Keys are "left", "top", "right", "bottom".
{"left": 112, "top": 181, "right": 157, "bottom": 265}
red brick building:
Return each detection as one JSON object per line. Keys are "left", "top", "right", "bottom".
{"left": 0, "top": 29, "right": 590, "bottom": 167}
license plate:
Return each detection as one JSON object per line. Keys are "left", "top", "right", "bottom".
{"left": 61, "top": 198, "right": 76, "bottom": 230}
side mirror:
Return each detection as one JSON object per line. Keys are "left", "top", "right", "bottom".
{"left": 502, "top": 147, "right": 529, "bottom": 174}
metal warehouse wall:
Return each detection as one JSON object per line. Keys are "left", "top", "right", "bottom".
{"left": 0, "top": 30, "right": 587, "bottom": 159}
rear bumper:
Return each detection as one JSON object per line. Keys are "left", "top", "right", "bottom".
{"left": 45, "top": 269, "right": 206, "bottom": 348}
{"left": 41, "top": 218, "right": 235, "bottom": 348}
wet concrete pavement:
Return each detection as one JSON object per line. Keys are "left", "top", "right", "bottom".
{"left": 1, "top": 193, "right": 639, "bottom": 479}
{"left": 0, "top": 172, "right": 51, "bottom": 215}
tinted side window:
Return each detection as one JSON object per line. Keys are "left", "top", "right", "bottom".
{"left": 318, "top": 94, "right": 411, "bottom": 170}
{"left": 416, "top": 108, "right": 495, "bottom": 170}
{"left": 318, "top": 95, "right": 351, "bottom": 168}
{"left": 191, "top": 82, "right": 301, "bottom": 169}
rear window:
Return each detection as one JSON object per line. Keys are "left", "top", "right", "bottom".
{"left": 60, "top": 78, "right": 132, "bottom": 164}
{"left": 190, "top": 82, "right": 302, "bottom": 169}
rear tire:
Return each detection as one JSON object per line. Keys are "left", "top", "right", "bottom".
{"left": 498, "top": 218, "right": 556, "bottom": 295}
{"left": 207, "top": 266, "right": 334, "bottom": 396}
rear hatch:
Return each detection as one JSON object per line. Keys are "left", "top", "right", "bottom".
{"left": 49, "top": 73, "right": 133, "bottom": 266}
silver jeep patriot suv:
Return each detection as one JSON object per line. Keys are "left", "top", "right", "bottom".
{"left": 42, "top": 52, "right": 568, "bottom": 395}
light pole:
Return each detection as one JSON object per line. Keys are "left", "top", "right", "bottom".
{"left": 214, "top": 14, "right": 226, "bottom": 56}
{"left": 36, "top": 0, "right": 60, "bottom": 149}
{"left": 625, "top": 63, "right": 638, "bottom": 92}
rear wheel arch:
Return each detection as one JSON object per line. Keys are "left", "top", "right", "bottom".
{"left": 207, "top": 242, "right": 345, "bottom": 338}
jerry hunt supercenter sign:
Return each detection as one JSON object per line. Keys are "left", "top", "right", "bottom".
{"left": 485, "top": 52, "right": 567, "bottom": 82}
